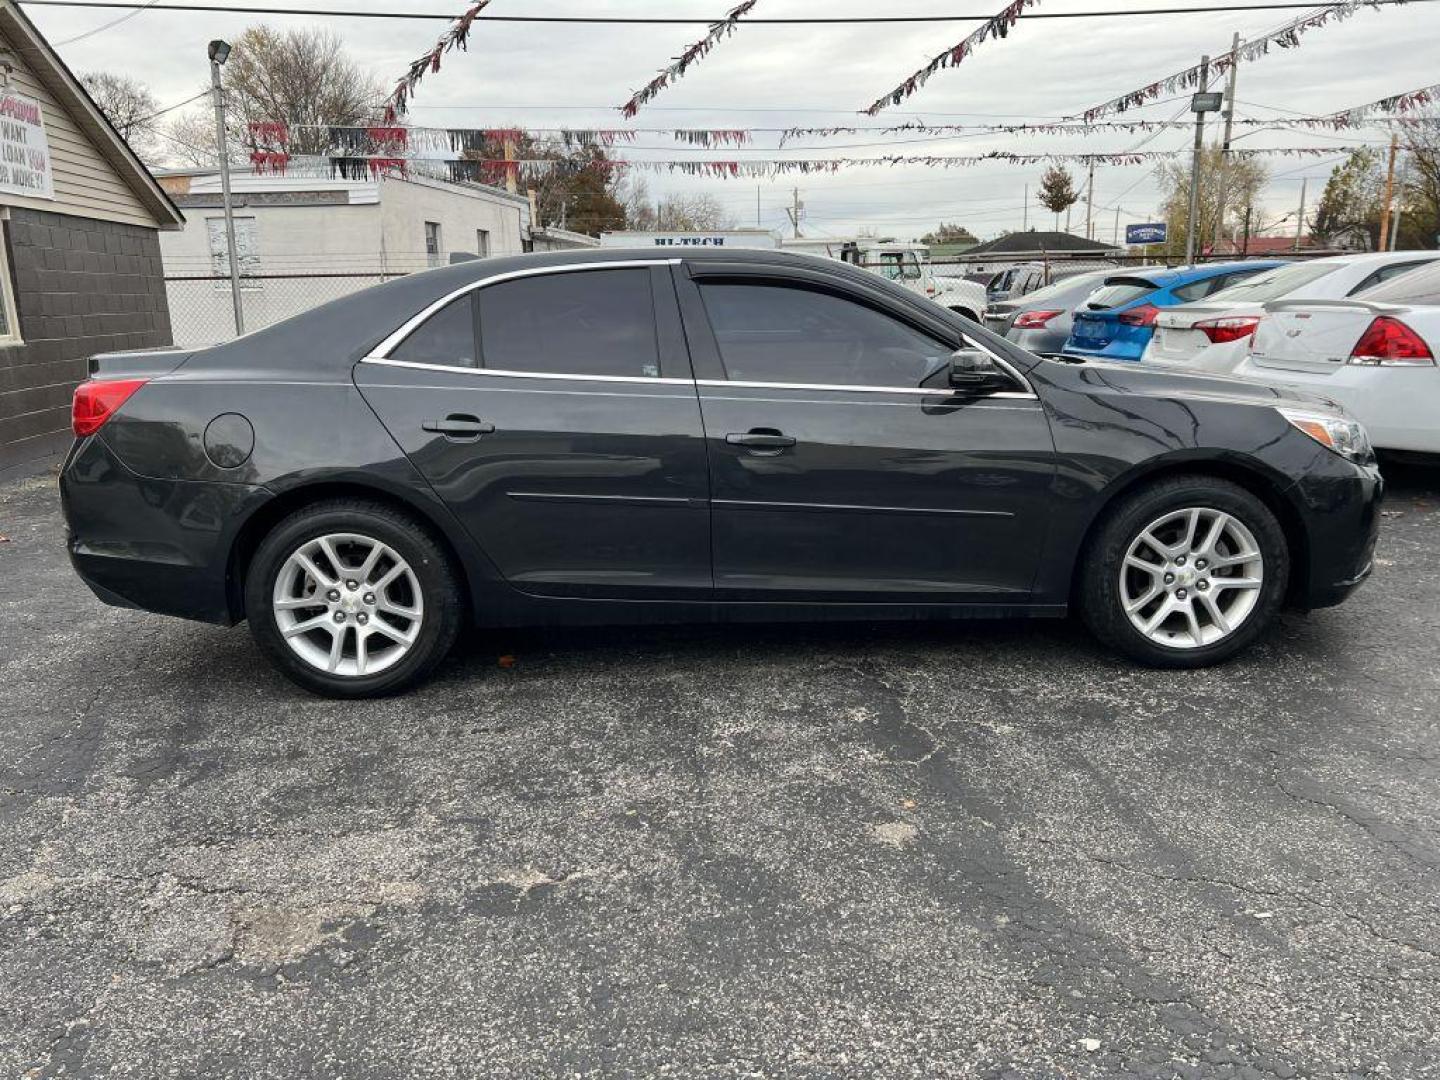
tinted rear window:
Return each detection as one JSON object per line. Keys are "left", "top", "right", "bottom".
{"left": 1086, "top": 278, "right": 1157, "bottom": 309}
{"left": 1205, "top": 261, "right": 1338, "bottom": 303}
{"left": 1355, "top": 260, "right": 1440, "bottom": 305}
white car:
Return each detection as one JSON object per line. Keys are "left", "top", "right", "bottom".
{"left": 1142, "top": 252, "right": 1440, "bottom": 374}
{"left": 1233, "top": 260, "right": 1440, "bottom": 455}
{"left": 931, "top": 274, "right": 989, "bottom": 323}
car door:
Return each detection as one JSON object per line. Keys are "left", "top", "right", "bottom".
{"left": 354, "top": 261, "right": 713, "bottom": 600}
{"left": 674, "top": 262, "right": 1057, "bottom": 604}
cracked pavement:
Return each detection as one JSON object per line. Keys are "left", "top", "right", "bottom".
{"left": 1, "top": 464, "right": 1438, "bottom": 1078}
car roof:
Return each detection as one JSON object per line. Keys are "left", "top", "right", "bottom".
{"left": 185, "top": 246, "right": 944, "bottom": 373}
{"left": 1137, "top": 260, "right": 1287, "bottom": 285}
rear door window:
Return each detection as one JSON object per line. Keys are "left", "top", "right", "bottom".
{"left": 475, "top": 268, "right": 662, "bottom": 378}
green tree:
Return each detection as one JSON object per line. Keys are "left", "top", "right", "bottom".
{"left": 1037, "top": 165, "right": 1079, "bottom": 228}
{"left": 1311, "top": 149, "right": 1385, "bottom": 250}
{"left": 921, "top": 222, "right": 979, "bottom": 246}
{"left": 1154, "top": 146, "right": 1269, "bottom": 255}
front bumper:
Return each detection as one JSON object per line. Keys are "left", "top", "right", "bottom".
{"left": 60, "top": 435, "right": 269, "bottom": 625}
{"left": 1288, "top": 459, "right": 1384, "bottom": 609}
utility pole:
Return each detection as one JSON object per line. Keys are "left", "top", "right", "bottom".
{"left": 1085, "top": 158, "right": 1095, "bottom": 241}
{"left": 1211, "top": 33, "right": 1241, "bottom": 252}
{"left": 756, "top": 185, "right": 761, "bottom": 229}
{"left": 1293, "top": 177, "right": 1307, "bottom": 252}
{"left": 1388, "top": 153, "right": 1407, "bottom": 250}
{"left": 1113, "top": 205, "right": 1120, "bottom": 247}
{"left": 208, "top": 39, "right": 243, "bottom": 338}
{"left": 1022, "top": 184, "right": 1028, "bottom": 231}
{"left": 1184, "top": 55, "right": 1212, "bottom": 265}
{"left": 786, "top": 187, "right": 803, "bottom": 238}
{"left": 1377, "top": 133, "right": 1399, "bottom": 252}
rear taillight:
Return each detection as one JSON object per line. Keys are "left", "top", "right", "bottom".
{"left": 1194, "top": 315, "right": 1262, "bottom": 344}
{"left": 1118, "top": 304, "right": 1160, "bottom": 328}
{"left": 1348, "top": 316, "right": 1435, "bottom": 366}
{"left": 72, "top": 378, "right": 148, "bottom": 437}
{"left": 1013, "top": 309, "right": 1062, "bottom": 329}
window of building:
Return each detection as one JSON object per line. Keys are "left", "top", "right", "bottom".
{"left": 206, "top": 216, "right": 260, "bottom": 289}
{"left": 476, "top": 228, "right": 491, "bottom": 258}
{"left": 424, "top": 221, "right": 443, "bottom": 268}
{"left": 0, "top": 224, "right": 21, "bottom": 346}
{"left": 390, "top": 296, "right": 478, "bottom": 368}
{"left": 697, "top": 281, "right": 951, "bottom": 387}
{"left": 476, "top": 268, "right": 660, "bottom": 378}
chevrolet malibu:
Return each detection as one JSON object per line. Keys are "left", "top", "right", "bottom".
{"left": 61, "top": 249, "right": 1382, "bottom": 697}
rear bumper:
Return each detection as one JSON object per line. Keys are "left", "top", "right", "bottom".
{"left": 1288, "top": 460, "right": 1384, "bottom": 610}
{"left": 60, "top": 435, "right": 268, "bottom": 625}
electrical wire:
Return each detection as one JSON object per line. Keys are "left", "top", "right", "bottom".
{"left": 48, "top": 0, "right": 158, "bottom": 45}
{"left": 20, "top": 0, "right": 1432, "bottom": 24}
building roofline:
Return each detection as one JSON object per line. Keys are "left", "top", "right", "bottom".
{"left": 0, "top": 0, "right": 184, "bottom": 229}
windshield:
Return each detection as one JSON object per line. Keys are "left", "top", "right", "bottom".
{"left": 1355, "top": 259, "right": 1440, "bottom": 304}
{"left": 877, "top": 252, "right": 922, "bottom": 281}
{"left": 1204, "top": 261, "right": 1339, "bottom": 303}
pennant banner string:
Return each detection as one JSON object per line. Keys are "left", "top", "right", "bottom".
{"left": 864, "top": 0, "right": 1040, "bottom": 116}
{"left": 619, "top": 0, "right": 762, "bottom": 118}
{"left": 1074, "top": 0, "right": 1408, "bottom": 121}
{"left": 384, "top": 0, "right": 498, "bottom": 121}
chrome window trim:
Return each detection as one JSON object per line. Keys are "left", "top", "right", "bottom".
{"left": 361, "top": 356, "right": 692, "bottom": 386}
{"left": 696, "top": 378, "right": 1036, "bottom": 400}
{"left": 365, "top": 258, "right": 682, "bottom": 364}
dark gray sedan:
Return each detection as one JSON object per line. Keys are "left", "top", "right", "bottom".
{"left": 985, "top": 267, "right": 1162, "bottom": 355}
{"left": 61, "top": 249, "right": 1381, "bottom": 696}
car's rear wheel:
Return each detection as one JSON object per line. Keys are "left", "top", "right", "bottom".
{"left": 245, "top": 499, "right": 463, "bottom": 697}
{"left": 1080, "top": 476, "right": 1288, "bottom": 667}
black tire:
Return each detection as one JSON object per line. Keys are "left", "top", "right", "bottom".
{"left": 1079, "top": 475, "right": 1289, "bottom": 668}
{"left": 244, "top": 498, "right": 464, "bottom": 697}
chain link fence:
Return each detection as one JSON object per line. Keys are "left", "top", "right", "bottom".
{"left": 165, "top": 273, "right": 395, "bottom": 347}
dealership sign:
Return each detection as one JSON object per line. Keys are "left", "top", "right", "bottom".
{"left": 0, "top": 91, "right": 53, "bottom": 200}
{"left": 1126, "top": 222, "right": 1167, "bottom": 245}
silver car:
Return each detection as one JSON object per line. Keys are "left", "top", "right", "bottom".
{"left": 985, "top": 268, "right": 1161, "bottom": 356}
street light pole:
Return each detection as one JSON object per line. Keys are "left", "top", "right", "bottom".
{"left": 209, "top": 40, "right": 244, "bottom": 337}
{"left": 1185, "top": 56, "right": 1217, "bottom": 266}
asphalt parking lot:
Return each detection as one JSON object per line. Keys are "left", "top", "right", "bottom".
{"left": 1, "top": 465, "right": 1438, "bottom": 1079}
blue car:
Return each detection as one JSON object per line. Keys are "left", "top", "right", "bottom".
{"left": 1062, "top": 261, "right": 1286, "bottom": 361}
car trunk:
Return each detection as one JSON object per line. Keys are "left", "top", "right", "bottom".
{"left": 88, "top": 346, "right": 196, "bottom": 379}
{"left": 1149, "top": 303, "right": 1253, "bottom": 363}
{"left": 1248, "top": 304, "right": 1385, "bottom": 373}
{"left": 983, "top": 300, "right": 1022, "bottom": 334}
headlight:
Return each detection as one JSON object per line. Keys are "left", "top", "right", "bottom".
{"left": 1279, "top": 408, "right": 1374, "bottom": 464}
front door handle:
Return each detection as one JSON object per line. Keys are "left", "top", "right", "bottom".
{"left": 726, "top": 430, "right": 796, "bottom": 450}
{"left": 423, "top": 414, "right": 495, "bottom": 438}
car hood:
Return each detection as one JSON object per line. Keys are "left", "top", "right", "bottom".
{"left": 1051, "top": 357, "right": 1345, "bottom": 415}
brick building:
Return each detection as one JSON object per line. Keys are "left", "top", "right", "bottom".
{"left": 0, "top": 0, "right": 183, "bottom": 474}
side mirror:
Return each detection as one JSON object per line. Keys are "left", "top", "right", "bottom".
{"left": 947, "top": 348, "right": 1016, "bottom": 394}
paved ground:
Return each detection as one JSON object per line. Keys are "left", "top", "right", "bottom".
{"left": 1, "top": 465, "right": 1438, "bottom": 1080}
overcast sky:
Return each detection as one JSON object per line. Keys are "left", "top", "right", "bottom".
{"left": 28, "top": 0, "right": 1440, "bottom": 241}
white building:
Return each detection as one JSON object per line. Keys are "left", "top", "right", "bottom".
{"left": 156, "top": 168, "right": 534, "bottom": 345}
{"left": 598, "top": 229, "right": 780, "bottom": 250}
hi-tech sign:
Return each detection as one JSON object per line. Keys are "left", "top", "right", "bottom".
{"left": 1125, "top": 222, "right": 1168, "bottom": 245}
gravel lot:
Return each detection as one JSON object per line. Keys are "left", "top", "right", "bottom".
{"left": 1, "top": 464, "right": 1438, "bottom": 1079}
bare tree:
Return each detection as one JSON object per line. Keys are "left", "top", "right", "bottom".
{"left": 81, "top": 71, "right": 162, "bottom": 164}
{"left": 1155, "top": 147, "right": 1269, "bottom": 255}
{"left": 226, "top": 25, "right": 386, "bottom": 155}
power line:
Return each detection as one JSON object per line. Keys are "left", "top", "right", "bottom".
{"left": 19, "top": 0, "right": 1433, "bottom": 24}
{"left": 48, "top": 0, "right": 157, "bottom": 44}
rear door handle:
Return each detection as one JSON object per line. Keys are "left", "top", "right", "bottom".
{"left": 726, "top": 431, "right": 796, "bottom": 450}
{"left": 422, "top": 414, "right": 495, "bottom": 438}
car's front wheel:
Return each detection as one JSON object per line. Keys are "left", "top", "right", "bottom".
{"left": 1080, "top": 476, "right": 1289, "bottom": 667}
{"left": 245, "top": 499, "right": 463, "bottom": 697}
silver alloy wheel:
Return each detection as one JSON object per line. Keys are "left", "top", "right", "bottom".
{"left": 1119, "top": 507, "right": 1264, "bottom": 650}
{"left": 271, "top": 532, "right": 424, "bottom": 678}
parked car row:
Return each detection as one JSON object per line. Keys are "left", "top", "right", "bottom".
{"left": 984, "top": 252, "right": 1440, "bottom": 456}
